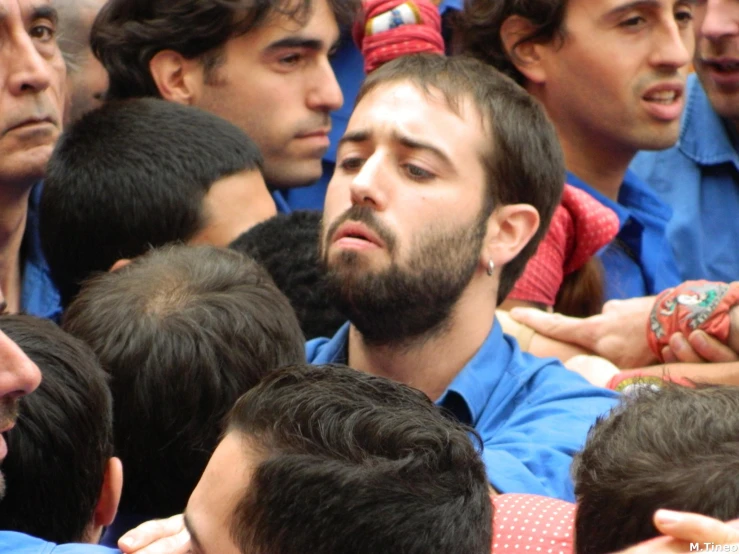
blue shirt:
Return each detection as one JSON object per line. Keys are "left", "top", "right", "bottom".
{"left": 306, "top": 321, "right": 619, "bottom": 501}
{"left": 567, "top": 171, "right": 681, "bottom": 300}
{"left": 631, "top": 74, "right": 739, "bottom": 282}
{"left": 21, "top": 182, "right": 62, "bottom": 321}
{"left": 0, "top": 532, "right": 119, "bottom": 553}
{"left": 271, "top": 190, "right": 292, "bottom": 214}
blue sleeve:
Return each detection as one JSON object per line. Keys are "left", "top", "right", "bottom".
{"left": 481, "top": 368, "right": 619, "bottom": 502}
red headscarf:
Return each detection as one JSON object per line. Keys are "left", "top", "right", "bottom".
{"left": 353, "top": 0, "right": 445, "bottom": 74}
{"left": 508, "top": 185, "right": 620, "bottom": 307}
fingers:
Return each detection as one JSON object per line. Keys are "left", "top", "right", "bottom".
{"left": 654, "top": 510, "right": 739, "bottom": 546}
{"left": 662, "top": 332, "right": 739, "bottom": 364}
{"left": 664, "top": 333, "right": 705, "bottom": 363}
{"left": 118, "top": 514, "right": 191, "bottom": 554}
{"left": 688, "top": 331, "right": 739, "bottom": 363}
{"left": 509, "top": 308, "right": 593, "bottom": 347}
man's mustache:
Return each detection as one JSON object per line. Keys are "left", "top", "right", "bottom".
{"left": 324, "top": 205, "right": 397, "bottom": 253}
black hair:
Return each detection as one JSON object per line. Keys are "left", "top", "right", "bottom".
{"left": 230, "top": 211, "right": 346, "bottom": 339}
{"left": 0, "top": 315, "right": 113, "bottom": 544}
{"left": 225, "top": 363, "right": 493, "bottom": 554}
{"left": 40, "top": 97, "right": 264, "bottom": 308}
{"left": 574, "top": 385, "right": 739, "bottom": 554}
{"left": 62, "top": 245, "right": 306, "bottom": 518}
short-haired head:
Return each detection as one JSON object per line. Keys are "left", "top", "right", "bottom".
{"left": 574, "top": 384, "right": 739, "bottom": 554}
{"left": 0, "top": 314, "right": 116, "bottom": 544}
{"left": 90, "top": 0, "right": 359, "bottom": 101}
{"left": 229, "top": 210, "right": 346, "bottom": 340}
{"left": 40, "top": 97, "right": 269, "bottom": 308}
{"left": 355, "top": 54, "right": 564, "bottom": 302}
{"left": 62, "top": 245, "right": 306, "bottom": 518}
{"left": 187, "top": 363, "right": 492, "bottom": 554}
{"left": 455, "top": 0, "right": 568, "bottom": 87}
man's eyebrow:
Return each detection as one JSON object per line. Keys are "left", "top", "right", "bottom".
{"left": 392, "top": 130, "right": 454, "bottom": 168}
{"left": 602, "top": 0, "right": 661, "bottom": 19}
{"left": 183, "top": 514, "right": 204, "bottom": 554}
{"left": 264, "top": 36, "right": 325, "bottom": 53}
{"left": 338, "top": 129, "right": 372, "bottom": 148}
{"left": 29, "top": 4, "right": 59, "bottom": 25}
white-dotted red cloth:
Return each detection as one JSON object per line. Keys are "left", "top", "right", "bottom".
{"left": 508, "top": 184, "right": 620, "bottom": 307}
{"left": 491, "top": 494, "right": 576, "bottom": 554}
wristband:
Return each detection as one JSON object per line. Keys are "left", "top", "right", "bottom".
{"left": 647, "top": 280, "right": 739, "bottom": 361}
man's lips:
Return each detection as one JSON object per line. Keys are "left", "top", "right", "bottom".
{"left": 699, "top": 57, "right": 739, "bottom": 88}
{"left": 295, "top": 128, "right": 331, "bottom": 139}
{"left": 641, "top": 81, "right": 684, "bottom": 121}
{"left": 4, "top": 116, "right": 55, "bottom": 135}
{"left": 332, "top": 221, "right": 385, "bottom": 249}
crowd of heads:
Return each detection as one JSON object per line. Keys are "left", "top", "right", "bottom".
{"left": 0, "top": 0, "right": 738, "bottom": 552}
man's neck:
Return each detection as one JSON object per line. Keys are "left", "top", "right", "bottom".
{"left": 0, "top": 185, "right": 32, "bottom": 313}
{"left": 347, "top": 276, "right": 498, "bottom": 401}
{"left": 560, "top": 131, "right": 634, "bottom": 202}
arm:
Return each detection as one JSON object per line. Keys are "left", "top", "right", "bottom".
{"left": 480, "top": 362, "right": 618, "bottom": 501}
{"left": 509, "top": 296, "right": 658, "bottom": 369}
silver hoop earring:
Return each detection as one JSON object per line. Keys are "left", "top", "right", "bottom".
{"left": 487, "top": 260, "right": 495, "bottom": 277}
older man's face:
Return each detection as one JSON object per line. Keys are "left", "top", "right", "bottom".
{"left": 0, "top": 0, "right": 65, "bottom": 189}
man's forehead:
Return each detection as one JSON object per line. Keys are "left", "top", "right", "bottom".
{"left": 351, "top": 81, "right": 481, "bottom": 132}
{"left": 0, "top": 0, "right": 53, "bottom": 21}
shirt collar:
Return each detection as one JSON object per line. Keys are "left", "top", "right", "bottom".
{"left": 566, "top": 170, "right": 672, "bottom": 231}
{"left": 437, "top": 319, "right": 513, "bottom": 426}
{"left": 679, "top": 73, "right": 739, "bottom": 168}
{"left": 317, "top": 320, "right": 508, "bottom": 426}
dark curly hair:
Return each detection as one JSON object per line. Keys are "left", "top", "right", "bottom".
{"left": 91, "top": 0, "right": 361, "bottom": 100}
{"left": 454, "top": 0, "right": 568, "bottom": 86}
{"left": 230, "top": 211, "right": 347, "bottom": 340}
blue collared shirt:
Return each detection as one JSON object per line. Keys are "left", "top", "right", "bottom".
{"left": 306, "top": 321, "right": 619, "bottom": 501}
{"left": 20, "top": 183, "right": 62, "bottom": 321}
{"left": 567, "top": 171, "right": 681, "bottom": 300}
{"left": 631, "top": 74, "right": 739, "bottom": 282}
{"left": 0, "top": 531, "right": 119, "bottom": 553}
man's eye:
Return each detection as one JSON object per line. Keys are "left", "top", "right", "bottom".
{"left": 619, "top": 15, "right": 646, "bottom": 28}
{"left": 338, "top": 157, "right": 365, "bottom": 171}
{"left": 404, "top": 164, "right": 434, "bottom": 180}
{"left": 30, "top": 24, "right": 55, "bottom": 42}
{"left": 675, "top": 9, "right": 694, "bottom": 25}
{"left": 279, "top": 53, "right": 302, "bottom": 66}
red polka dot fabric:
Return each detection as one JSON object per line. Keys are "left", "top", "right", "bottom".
{"left": 492, "top": 494, "right": 576, "bottom": 554}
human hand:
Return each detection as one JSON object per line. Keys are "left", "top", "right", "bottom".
{"left": 510, "top": 296, "right": 657, "bottom": 369}
{"left": 117, "top": 514, "right": 191, "bottom": 554}
{"left": 661, "top": 331, "right": 739, "bottom": 364}
{"left": 613, "top": 510, "right": 739, "bottom": 553}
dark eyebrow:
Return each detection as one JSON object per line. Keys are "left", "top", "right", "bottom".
{"left": 338, "top": 129, "right": 371, "bottom": 148}
{"left": 392, "top": 130, "right": 454, "bottom": 168}
{"left": 183, "top": 514, "right": 204, "bottom": 554}
{"left": 603, "top": 0, "right": 660, "bottom": 19}
{"left": 264, "top": 36, "right": 325, "bottom": 53}
{"left": 338, "top": 129, "right": 455, "bottom": 169}
{"left": 31, "top": 5, "right": 58, "bottom": 24}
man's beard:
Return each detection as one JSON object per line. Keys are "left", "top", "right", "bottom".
{"left": 322, "top": 206, "right": 488, "bottom": 348}
{"left": 0, "top": 398, "right": 20, "bottom": 502}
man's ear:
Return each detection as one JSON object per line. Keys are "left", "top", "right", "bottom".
{"left": 482, "top": 204, "right": 540, "bottom": 269}
{"left": 92, "top": 457, "right": 123, "bottom": 531}
{"left": 109, "top": 258, "right": 131, "bottom": 272}
{"left": 500, "top": 15, "right": 548, "bottom": 85}
{"left": 149, "top": 50, "right": 204, "bottom": 105}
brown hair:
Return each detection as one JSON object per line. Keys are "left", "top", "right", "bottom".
{"left": 454, "top": 0, "right": 569, "bottom": 86}
{"left": 554, "top": 258, "right": 606, "bottom": 318}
